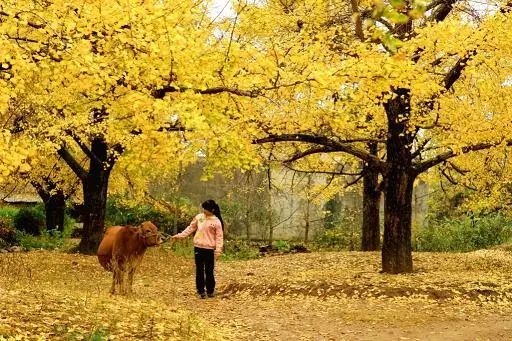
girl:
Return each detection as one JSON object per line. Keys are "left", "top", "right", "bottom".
{"left": 172, "top": 199, "right": 224, "bottom": 298}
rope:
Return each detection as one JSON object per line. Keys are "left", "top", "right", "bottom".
{"left": 158, "top": 231, "right": 176, "bottom": 246}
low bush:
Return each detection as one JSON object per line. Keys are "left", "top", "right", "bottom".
{"left": 16, "top": 229, "right": 66, "bottom": 251}
{"left": 0, "top": 217, "right": 17, "bottom": 248}
{"left": 0, "top": 206, "right": 20, "bottom": 219}
{"left": 222, "top": 240, "right": 260, "bottom": 260}
{"left": 414, "top": 213, "right": 512, "bottom": 252}
{"left": 274, "top": 239, "right": 290, "bottom": 252}
{"left": 314, "top": 226, "right": 361, "bottom": 251}
{"left": 13, "top": 205, "right": 46, "bottom": 236}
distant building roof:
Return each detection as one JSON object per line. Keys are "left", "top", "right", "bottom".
{"left": 1, "top": 193, "right": 42, "bottom": 204}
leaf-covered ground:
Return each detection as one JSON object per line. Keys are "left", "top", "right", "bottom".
{"left": 2, "top": 248, "right": 512, "bottom": 340}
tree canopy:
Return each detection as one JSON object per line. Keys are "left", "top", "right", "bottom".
{"left": 1, "top": 0, "right": 512, "bottom": 270}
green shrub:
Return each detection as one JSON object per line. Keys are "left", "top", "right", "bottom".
{"left": 222, "top": 240, "right": 260, "bottom": 260}
{"left": 61, "top": 214, "right": 76, "bottom": 238}
{"left": 16, "top": 229, "right": 66, "bottom": 250}
{"left": 165, "top": 238, "right": 195, "bottom": 258}
{"left": 0, "top": 206, "right": 19, "bottom": 219}
{"left": 314, "top": 225, "right": 361, "bottom": 251}
{"left": 0, "top": 217, "right": 17, "bottom": 248}
{"left": 88, "top": 327, "right": 110, "bottom": 341}
{"left": 414, "top": 213, "right": 512, "bottom": 252}
{"left": 13, "top": 205, "right": 46, "bottom": 236}
{"left": 315, "top": 204, "right": 361, "bottom": 251}
{"left": 274, "top": 239, "right": 290, "bottom": 252}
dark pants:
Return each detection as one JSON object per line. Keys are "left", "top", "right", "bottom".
{"left": 194, "top": 247, "right": 215, "bottom": 295}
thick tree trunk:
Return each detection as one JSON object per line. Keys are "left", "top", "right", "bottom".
{"left": 33, "top": 181, "right": 66, "bottom": 232}
{"left": 78, "top": 138, "right": 111, "bottom": 254}
{"left": 362, "top": 169, "right": 381, "bottom": 251}
{"left": 45, "top": 190, "right": 66, "bottom": 232}
{"left": 382, "top": 171, "right": 415, "bottom": 273}
{"left": 382, "top": 87, "right": 416, "bottom": 273}
{"left": 361, "top": 143, "right": 381, "bottom": 251}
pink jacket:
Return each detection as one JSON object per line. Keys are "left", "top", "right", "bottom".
{"left": 175, "top": 213, "right": 224, "bottom": 256}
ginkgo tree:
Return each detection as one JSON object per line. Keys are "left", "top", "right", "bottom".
{"left": 428, "top": 146, "right": 512, "bottom": 215}
{"left": 239, "top": 0, "right": 386, "bottom": 251}
{"left": 1, "top": 94, "right": 81, "bottom": 231}
{"left": 0, "top": 0, "right": 298, "bottom": 253}
{"left": 239, "top": 0, "right": 512, "bottom": 273}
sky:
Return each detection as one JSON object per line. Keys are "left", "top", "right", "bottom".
{"left": 210, "top": 0, "right": 235, "bottom": 18}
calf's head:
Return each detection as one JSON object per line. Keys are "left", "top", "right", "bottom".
{"left": 139, "top": 221, "right": 161, "bottom": 246}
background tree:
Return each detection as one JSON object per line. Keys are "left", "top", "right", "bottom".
{"left": 1, "top": 0, "right": 312, "bottom": 253}
{"left": 238, "top": 0, "right": 512, "bottom": 272}
{"left": 0, "top": 1, "right": 256, "bottom": 252}
{"left": 225, "top": 0, "right": 385, "bottom": 251}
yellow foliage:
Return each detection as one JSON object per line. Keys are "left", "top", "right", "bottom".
{"left": 2, "top": 249, "right": 512, "bottom": 339}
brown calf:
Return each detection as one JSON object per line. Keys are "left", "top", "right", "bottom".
{"left": 97, "top": 221, "right": 161, "bottom": 294}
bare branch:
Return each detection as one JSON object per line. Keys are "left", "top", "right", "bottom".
{"left": 414, "top": 139, "right": 512, "bottom": 174}
{"left": 411, "top": 138, "right": 432, "bottom": 159}
{"left": 283, "top": 163, "right": 363, "bottom": 177}
{"left": 441, "top": 168, "right": 458, "bottom": 185}
{"left": 57, "top": 146, "right": 87, "bottom": 181}
{"left": 151, "top": 80, "right": 312, "bottom": 99}
{"left": 156, "top": 124, "right": 187, "bottom": 133}
{"left": 350, "top": 0, "right": 364, "bottom": 40}
{"left": 65, "top": 129, "right": 102, "bottom": 166}
{"left": 443, "top": 51, "right": 476, "bottom": 91}
{"left": 376, "top": 18, "right": 394, "bottom": 32}
{"left": 345, "top": 174, "right": 364, "bottom": 187}
{"left": 255, "top": 133, "right": 386, "bottom": 171}
{"left": 429, "top": 0, "right": 459, "bottom": 22}
{"left": 152, "top": 85, "right": 261, "bottom": 99}
{"left": 446, "top": 160, "right": 470, "bottom": 175}
{"left": 284, "top": 146, "right": 337, "bottom": 163}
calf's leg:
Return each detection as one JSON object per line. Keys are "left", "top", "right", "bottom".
{"left": 111, "top": 269, "right": 121, "bottom": 294}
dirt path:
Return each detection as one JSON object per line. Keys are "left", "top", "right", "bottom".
{"left": 157, "top": 250, "right": 512, "bottom": 340}
{"left": 184, "top": 294, "right": 512, "bottom": 340}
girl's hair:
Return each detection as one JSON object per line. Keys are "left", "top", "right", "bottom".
{"left": 201, "top": 199, "right": 224, "bottom": 230}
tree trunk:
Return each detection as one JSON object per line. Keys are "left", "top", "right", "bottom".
{"left": 268, "top": 206, "right": 274, "bottom": 246}
{"left": 172, "top": 160, "right": 183, "bottom": 235}
{"left": 382, "top": 87, "right": 415, "bottom": 273}
{"left": 32, "top": 181, "right": 66, "bottom": 232}
{"left": 304, "top": 202, "right": 310, "bottom": 244}
{"left": 45, "top": 189, "right": 66, "bottom": 232}
{"left": 382, "top": 171, "right": 415, "bottom": 273}
{"left": 361, "top": 143, "right": 381, "bottom": 251}
{"left": 304, "top": 175, "right": 312, "bottom": 244}
{"left": 267, "top": 167, "right": 274, "bottom": 246}
{"left": 78, "top": 138, "right": 111, "bottom": 254}
{"left": 245, "top": 207, "right": 251, "bottom": 240}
